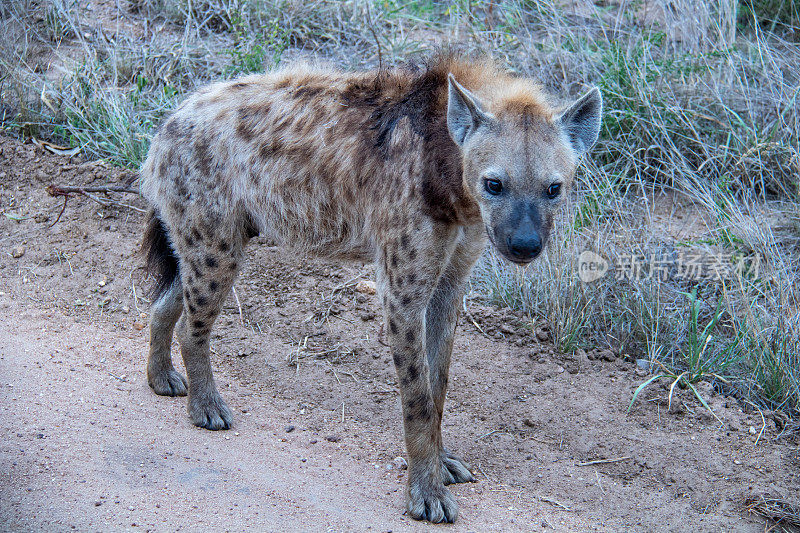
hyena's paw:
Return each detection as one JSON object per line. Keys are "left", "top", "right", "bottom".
{"left": 148, "top": 368, "right": 188, "bottom": 397}
{"left": 441, "top": 448, "right": 476, "bottom": 485}
{"left": 188, "top": 392, "right": 233, "bottom": 431}
{"left": 407, "top": 475, "right": 458, "bottom": 523}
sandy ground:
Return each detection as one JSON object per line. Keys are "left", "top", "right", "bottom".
{"left": 0, "top": 136, "right": 797, "bottom": 532}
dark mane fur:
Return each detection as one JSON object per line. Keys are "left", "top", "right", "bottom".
{"left": 342, "top": 52, "right": 477, "bottom": 223}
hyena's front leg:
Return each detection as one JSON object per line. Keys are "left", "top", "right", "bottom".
{"left": 425, "top": 226, "right": 485, "bottom": 485}
{"left": 379, "top": 238, "right": 458, "bottom": 523}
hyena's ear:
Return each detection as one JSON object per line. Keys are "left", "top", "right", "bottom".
{"left": 447, "top": 73, "right": 491, "bottom": 147}
{"left": 558, "top": 87, "right": 603, "bottom": 155}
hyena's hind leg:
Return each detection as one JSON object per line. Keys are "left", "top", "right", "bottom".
{"left": 143, "top": 212, "right": 188, "bottom": 397}
{"left": 148, "top": 279, "right": 187, "bottom": 396}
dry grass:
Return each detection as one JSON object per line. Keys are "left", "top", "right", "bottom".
{"left": 745, "top": 495, "right": 800, "bottom": 532}
{"left": 1, "top": 0, "right": 798, "bottom": 418}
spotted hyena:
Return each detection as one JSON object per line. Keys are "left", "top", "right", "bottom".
{"left": 140, "top": 54, "right": 601, "bottom": 523}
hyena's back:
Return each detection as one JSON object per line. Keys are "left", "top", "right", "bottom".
{"left": 140, "top": 64, "right": 428, "bottom": 261}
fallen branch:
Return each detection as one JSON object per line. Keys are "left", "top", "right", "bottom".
{"left": 46, "top": 183, "right": 145, "bottom": 216}
{"left": 46, "top": 184, "right": 138, "bottom": 195}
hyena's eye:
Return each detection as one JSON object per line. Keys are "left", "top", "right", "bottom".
{"left": 484, "top": 178, "right": 503, "bottom": 196}
{"left": 546, "top": 183, "right": 562, "bottom": 199}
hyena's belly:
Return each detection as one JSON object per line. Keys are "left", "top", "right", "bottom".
{"left": 248, "top": 175, "right": 377, "bottom": 261}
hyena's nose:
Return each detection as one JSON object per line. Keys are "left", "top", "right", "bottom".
{"left": 507, "top": 234, "right": 542, "bottom": 262}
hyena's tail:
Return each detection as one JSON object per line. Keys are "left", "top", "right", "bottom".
{"left": 142, "top": 209, "right": 180, "bottom": 302}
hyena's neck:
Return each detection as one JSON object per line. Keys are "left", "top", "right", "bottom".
{"left": 340, "top": 60, "right": 483, "bottom": 226}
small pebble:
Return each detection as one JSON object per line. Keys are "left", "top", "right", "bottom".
{"left": 325, "top": 435, "right": 341, "bottom": 443}
{"left": 11, "top": 246, "right": 25, "bottom": 258}
{"left": 285, "top": 425, "right": 295, "bottom": 433}
{"left": 355, "top": 280, "right": 377, "bottom": 295}
{"left": 393, "top": 456, "right": 408, "bottom": 470}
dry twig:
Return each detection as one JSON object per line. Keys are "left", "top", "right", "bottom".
{"left": 46, "top": 184, "right": 145, "bottom": 216}
{"left": 577, "top": 456, "right": 632, "bottom": 467}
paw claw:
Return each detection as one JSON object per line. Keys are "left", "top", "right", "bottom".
{"left": 149, "top": 369, "right": 188, "bottom": 397}
{"left": 441, "top": 449, "right": 476, "bottom": 485}
{"left": 407, "top": 478, "right": 458, "bottom": 523}
{"left": 189, "top": 394, "right": 233, "bottom": 430}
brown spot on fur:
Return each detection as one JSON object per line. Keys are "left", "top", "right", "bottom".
{"left": 236, "top": 119, "right": 257, "bottom": 142}
{"left": 389, "top": 320, "right": 398, "bottom": 335}
{"left": 404, "top": 396, "right": 432, "bottom": 422}
{"left": 293, "top": 85, "right": 324, "bottom": 100}
{"left": 194, "top": 134, "right": 214, "bottom": 177}
{"left": 259, "top": 140, "right": 282, "bottom": 160}
{"left": 405, "top": 329, "right": 416, "bottom": 343}
{"left": 162, "top": 118, "right": 181, "bottom": 138}
{"left": 205, "top": 256, "right": 218, "bottom": 268}
{"left": 209, "top": 281, "right": 219, "bottom": 292}
{"left": 407, "top": 362, "right": 419, "bottom": 381}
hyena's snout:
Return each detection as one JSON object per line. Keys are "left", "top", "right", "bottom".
{"left": 507, "top": 230, "right": 542, "bottom": 263}
{"left": 494, "top": 209, "right": 547, "bottom": 264}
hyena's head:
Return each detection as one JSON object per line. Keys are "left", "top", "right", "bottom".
{"left": 447, "top": 74, "right": 602, "bottom": 264}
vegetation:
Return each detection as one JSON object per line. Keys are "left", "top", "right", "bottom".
{"left": 1, "top": 0, "right": 798, "bottom": 418}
